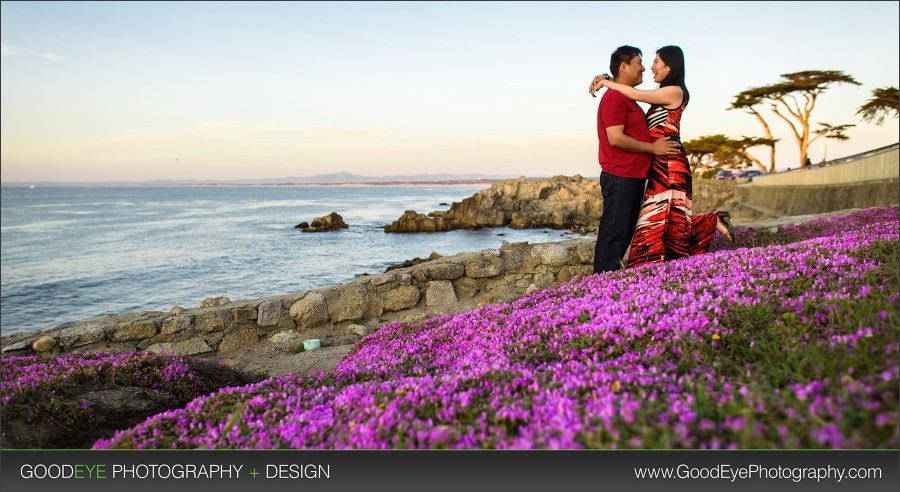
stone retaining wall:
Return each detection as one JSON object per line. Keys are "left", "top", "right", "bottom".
{"left": 1, "top": 239, "right": 598, "bottom": 360}
{"left": 692, "top": 179, "right": 737, "bottom": 214}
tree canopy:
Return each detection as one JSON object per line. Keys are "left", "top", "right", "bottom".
{"left": 684, "top": 134, "right": 777, "bottom": 175}
{"left": 732, "top": 70, "right": 860, "bottom": 167}
{"left": 857, "top": 87, "right": 899, "bottom": 125}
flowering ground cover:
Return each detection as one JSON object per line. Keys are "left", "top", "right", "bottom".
{"left": 0, "top": 352, "right": 254, "bottom": 448}
{"left": 31, "top": 207, "right": 900, "bottom": 449}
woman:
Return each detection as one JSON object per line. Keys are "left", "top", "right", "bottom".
{"left": 589, "top": 45, "right": 735, "bottom": 269}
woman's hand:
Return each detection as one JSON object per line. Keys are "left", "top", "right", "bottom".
{"left": 589, "top": 74, "right": 609, "bottom": 97}
{"left": 589, "top": 75, "right": 604, "bottom": 97}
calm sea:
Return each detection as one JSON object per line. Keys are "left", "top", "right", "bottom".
{"left": 1, "top": 185, "right": 580, "bottom": 336}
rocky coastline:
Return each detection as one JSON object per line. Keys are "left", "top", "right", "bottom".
{"left": 0, "top": 238, "right": 598, "bottom": 374}
{"left": 0, "top": 178, "right": 822, "bottom": 369}
{"left": 383, "top": 174, "right": 740, "bottom": 234}
{"left": 0, "top": 172, "right": 881, "bottom": 378}
{"left": 383, "top": 175, "right": 603, "bottom": 233}
{"left": 0, "top": 206, "right": 874, "bottom": 377}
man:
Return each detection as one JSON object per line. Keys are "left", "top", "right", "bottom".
{"left": 590, "top": 45, "right": 677, "bottom": 274}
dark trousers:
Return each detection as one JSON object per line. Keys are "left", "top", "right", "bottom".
{"left": 593, "top": 172, "right": 646, "bottom": 274}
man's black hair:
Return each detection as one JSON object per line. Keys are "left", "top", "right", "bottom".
{"left": 610, "top": 45, "right": 642, "bottom": 77}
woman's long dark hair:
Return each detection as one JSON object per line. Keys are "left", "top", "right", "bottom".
{"left": 657, "top": 45, "right": 689, "bottom": 107}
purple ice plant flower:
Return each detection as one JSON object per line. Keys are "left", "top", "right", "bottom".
{"left": 29, "top": 208, "right": 900, "bottom": 450}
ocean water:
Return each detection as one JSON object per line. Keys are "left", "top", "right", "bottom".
{"left": 1, "top": 185, "right": 583, "bottom": 336}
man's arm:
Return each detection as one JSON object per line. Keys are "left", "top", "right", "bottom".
{"left": 606, "top": 125, "right": 678, "bottom": 155}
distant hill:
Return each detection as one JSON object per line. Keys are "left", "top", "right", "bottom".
{"left": 226, "top": 172, "right": 521, "bottom": 184}
{"left": 2, "top": 172, "right": 525, "bottom": 186}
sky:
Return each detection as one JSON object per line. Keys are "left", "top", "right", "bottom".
{"left": 1, "top": 1, "right": 898, "bottom": 183}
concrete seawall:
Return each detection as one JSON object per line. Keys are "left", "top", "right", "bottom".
{"left": 751, "top": 144, "right": 899, "bottom": 187}
{"left": 738, "top": 179, "right": 899, "bottom": 217}
{"left": 694, "top": 144, "right": 899, "bottom": 219}
{"left": 738, "top": 145, "right": 899, "bottom": 218}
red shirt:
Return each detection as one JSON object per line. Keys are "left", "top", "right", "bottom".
{"left": 597, "top": 89, "right": 651, "bottom": 178}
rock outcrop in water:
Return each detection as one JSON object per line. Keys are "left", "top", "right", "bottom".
{"left": 296, "top": 212, "right": 348, "bottom": 232}
{"left": 383, "top": 175, "right": 602, "bottom": 233}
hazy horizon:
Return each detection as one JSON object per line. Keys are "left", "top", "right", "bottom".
{"left": 0, "top": 170, "right": 532, "bottom": 185}
{"left": 2, "top": 2, "right": 898, "bottom": 183}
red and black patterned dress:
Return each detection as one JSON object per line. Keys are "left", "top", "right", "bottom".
{"left": 625, "top": 97, "right": 719, "bottom": 268}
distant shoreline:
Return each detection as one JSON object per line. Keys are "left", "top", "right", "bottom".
{"left": 140, "top": 181, "right": 504, "bottom": 187}
{"left": 1, "top": 179, "right": 557, "bottom": 188}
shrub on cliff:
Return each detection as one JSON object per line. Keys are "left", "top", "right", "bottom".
{"left": 0, "top": 352, "right": 255, "bottom": 448}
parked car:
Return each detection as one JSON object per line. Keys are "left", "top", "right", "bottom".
{"left": 713, "top": 170, "right": 737, "bottom": 180}
{"left": 717, "top": 169, "right": 764, "bottom": 181}
{"left": 735, "top": 169, "right": 763, "bottom": 181}
{"left": 739, "top": 170, "right": 764, "bottom": 181}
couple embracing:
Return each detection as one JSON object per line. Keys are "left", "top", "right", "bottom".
{"left": 589, "top": 45, "right": 736, "bottom": 274}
